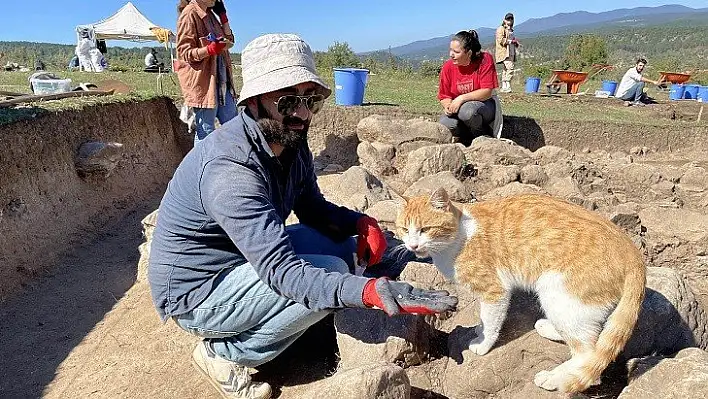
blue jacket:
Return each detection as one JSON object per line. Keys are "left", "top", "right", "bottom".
{"left": 148, "top": 111, "right": 368, "bottom": 321}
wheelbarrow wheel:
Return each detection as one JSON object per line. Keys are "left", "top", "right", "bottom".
{"left": 546, "top": 84, "right": 561, "bottom": 94}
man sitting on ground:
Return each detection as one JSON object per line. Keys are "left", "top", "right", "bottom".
{"left": 615, "top": 58, "right": 662, "bottom": 106}
{"left": 144, "top": 48, "right": 164, "bottom": 73}
{"left": 148, "top": 33, "right": 458, "bottom": 399}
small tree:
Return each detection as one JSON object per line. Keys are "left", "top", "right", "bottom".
{"left": 562, "top": 34, "right": 608, "bottom": 71}
{"left": 361, "top": 56, "right": 381, "bottom": 74}
{"left": 319, "top": 41, "right": 360, "bottom": 70}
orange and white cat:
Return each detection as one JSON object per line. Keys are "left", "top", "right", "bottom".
{"left": 396, "top": 188, "right": 646, "bottom": 393}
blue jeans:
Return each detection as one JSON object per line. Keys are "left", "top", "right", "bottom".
{"left": 194, "top": 90, "right": 238, "bottom": 144}
{"left": 619, "top": 82, "right": 645, "bottom": 102}
{"left": 173, "top": 224, "right": 357, "bottom": 367}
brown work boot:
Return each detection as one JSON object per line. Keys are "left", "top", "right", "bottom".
{"left": 192, "top": 342, "right": 272, "bottom": 399}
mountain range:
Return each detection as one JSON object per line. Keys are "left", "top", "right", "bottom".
{"left": 368, "top": 4, "right": 708, "bottom": 61}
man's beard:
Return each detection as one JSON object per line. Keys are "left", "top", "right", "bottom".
{"left": 256, "top": 100, "right": 309, "bottom": 150}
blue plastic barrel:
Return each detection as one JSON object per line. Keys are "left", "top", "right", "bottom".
{"left": 601, "top": 80, "right": 618, "bottom": 96}
{"left": 698, "top": 86, "right": 708, "bottom": 103}
{"left": 669, "top": 84, "right": 685, "bottom": 101}
{"left": 683, "top": 84, "right": 700, "bottom": 100}
{"left": 525, "top": 77, "right": 541, "bottom": 93}
{"left": 333, "top": 68, "right": 369, "bottom": 106}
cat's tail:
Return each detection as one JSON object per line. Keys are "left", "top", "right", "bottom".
{"left": 563, "top": 261, "right": 646, "bottom": 393}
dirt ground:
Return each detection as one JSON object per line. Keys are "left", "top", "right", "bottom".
{"left": 0, "top": 201, "right": 344, "bottom": 399}
{"left": 308, "top": 100, "right": 708, "bottom": 168}
{"left": 2, "top": 151, "right": 706, "bottom": 399}
{"left": 1, "top": 98, "right": 707, "bottom": 398}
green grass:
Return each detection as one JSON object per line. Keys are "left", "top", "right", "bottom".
{"left": 1, "top": 69, "right": 705, "bottom": 127}
{"left": 323, "top": 72, "right": 703, "bottom": 126}
{"left": 0, "top": 70, "right": 183, "bottom": 125}
{"left": 0, "top": 70, "right": 183, "bottom": 98}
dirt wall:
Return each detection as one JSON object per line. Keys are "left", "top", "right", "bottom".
{"left": 309, "top": 105, "right": 708, "bottom": 167}
{"left": 0, "top": 97, "right": 189, "bottom": 302}
{"left": 2, "top": 99, "right": 705, "bottom": 301}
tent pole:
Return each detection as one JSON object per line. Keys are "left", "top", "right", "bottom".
{"left": 170, "top": 41, "right": 175, "bottom": 73}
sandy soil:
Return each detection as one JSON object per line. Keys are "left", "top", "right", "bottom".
{"left": 1, "top": 99, "right": 706, "bottom": 398}
{"left": 0, "top": 200, "right": 348, "bottom": 399}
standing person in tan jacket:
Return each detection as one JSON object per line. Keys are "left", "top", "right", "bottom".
{"left": 495, "top": 13, "right": 519, "bottom": 93}
{"left": 176, "top": 0, "right": 237, "bottom": 144}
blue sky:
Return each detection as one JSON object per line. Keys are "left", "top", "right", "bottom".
{"left": 3, "top": 0, "right": 706, "bottom": 52}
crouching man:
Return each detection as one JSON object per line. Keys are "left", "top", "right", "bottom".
{"left": 148, "top": 33, "right": 458, "bottom": 399}
{"left": 615, "top": 58, "right": 662, "bottom": 106}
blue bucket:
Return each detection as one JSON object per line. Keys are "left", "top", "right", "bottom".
{"left": 698, "top": 86, "right": 708, "bottom": 103}
{"left": 333, "top": 68, "right": 369, "bottom": 106}
{"left": 525, "top": 77, "right": 541, "bottom": 93}
{"left": 669, "top": 84, "right": 685, "bottom": 101}
{"left": 601, "top": 80, "right": 618, "bottom": 96}
{"left": 683, "top": 84, "right": 700, "bottom": 100}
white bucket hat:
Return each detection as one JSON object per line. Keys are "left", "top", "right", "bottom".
{"left": 237, "top": 33, "right": 331, "bottom": 105}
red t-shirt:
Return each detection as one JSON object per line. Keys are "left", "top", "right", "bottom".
{"left": 437, "top": 52, "right": 498, "bottom": 100}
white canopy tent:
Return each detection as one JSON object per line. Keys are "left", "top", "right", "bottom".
{"left": 76, "top": 2, "right": 176, "bottom": 71}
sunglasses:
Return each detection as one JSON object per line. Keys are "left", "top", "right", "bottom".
{"left": 273, "top": 94, "right": 325, "bottom": 116}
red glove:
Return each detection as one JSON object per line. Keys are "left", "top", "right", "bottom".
{"left": 206, "top": 40, "right": 226, "bottom": 56}
{"left": 356, "top": 216, "right": 387, "bottom": 267}
{"left": 211, "top": 0, "right": 228, "bottom": 24}
{"left": 362, "top": 278, "right": 458, "bottom": 316}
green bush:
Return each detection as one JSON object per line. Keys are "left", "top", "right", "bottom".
{"left": 419, "top": 59, "right": 443, "bottom": 77}
{"left": 651, "top": 55, "right": 681, "bottom": 74}
{"left": 315, "top": 42, "right": 361, "bottom": 71}
{"left": 522, "top": 62, "right": 553, "bottom": 79}
{"left": 361, "top": 56, "right": 381, "bottom": 74}
{"left": 109, "top": 63, "right": 131, "bottom": 73}
{"left": 562, "top": 34, "right": 609, "bottom": 71}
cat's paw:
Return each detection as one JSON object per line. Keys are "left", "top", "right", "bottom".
{"left": 533, "top": 369, "right": 561, "bottom": 391}
{"left": 468, "top": 336, "right": 493, "bottom": 355}
{"left": 534, "top": 319, "right": 564, "bottom": 342}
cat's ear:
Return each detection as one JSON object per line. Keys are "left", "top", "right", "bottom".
{"left": 393, "top": 195, "right": 408, "bottom": 214}
{"left": 430, "top": 188, "right": 450, "bottom": 210}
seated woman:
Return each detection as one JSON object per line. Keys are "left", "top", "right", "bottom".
{"left": 438, "top": 30, "right": 500, "bottom": 145}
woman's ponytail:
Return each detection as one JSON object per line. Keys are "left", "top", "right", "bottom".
{"left": 453, "top": 30, "right": 482, "bottom": 60}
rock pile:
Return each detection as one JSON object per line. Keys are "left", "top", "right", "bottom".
{"left": 135, "top": 114, "right": 708, "bottom": 398}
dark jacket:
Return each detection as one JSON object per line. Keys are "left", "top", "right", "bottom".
{"left": 148, "top": 111, "right": 368, "bottom": 321}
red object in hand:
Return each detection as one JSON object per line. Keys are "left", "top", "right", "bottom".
{"left": 356, "top": 216, "right": 387, "bottom": 266}
{"left": 362, "top": 278, "right": 458, "bottom": 316}
{"left": 206, "top": 40, "right": 226, "bottom": 56}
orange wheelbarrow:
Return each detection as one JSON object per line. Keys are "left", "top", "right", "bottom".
{"left": 546, "top": 64, "right": 614, "bottom": 94}
{"left": 658, "top": 71, "right": 691, "bottom": 85}
{"left": 656, "top": 71, "right": 690, "bottom": 90}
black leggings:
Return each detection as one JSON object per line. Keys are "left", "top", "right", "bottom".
{"left": 439, "top": 98, "right": 496, "bottom": 144}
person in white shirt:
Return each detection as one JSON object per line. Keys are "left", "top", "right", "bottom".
{"left": 144, "top": 49, "right": 165, "bottom": 73}
{"left": 145, "top": 49, "right": 157, "bottom": 67}
{"left": 615, "top": 58, "right": 661, "bottom": 106}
